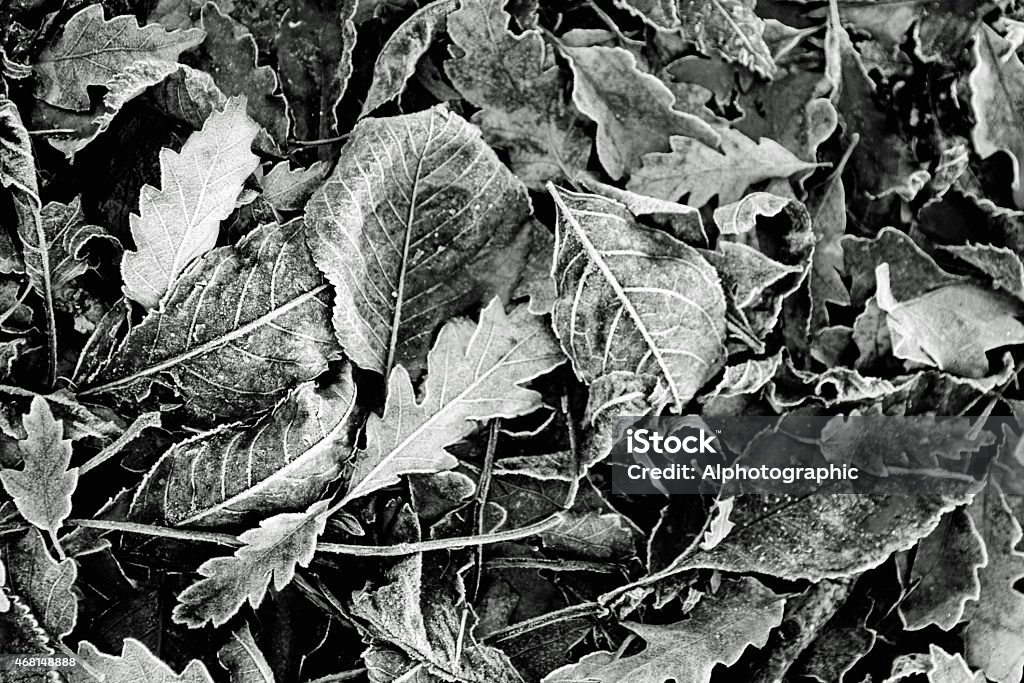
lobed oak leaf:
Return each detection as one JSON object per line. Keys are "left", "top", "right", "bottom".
{"left": 628, "top": 129, "right": 819, "bottom": 207}
{"left": 445, "top": 0, "right": 590, "bottom": 188}
{"left": 0, "top": 397, "right": 78, "bottom": 543}
{"left": 121, "top": 96, "right": 260, "bottom": 309}
{"left": 564, "top": 45, "right": 721, "bottom": 180}
{"left": 82, "top": 220, "right": 340, "bottom": 424}
{"left": 341, "top": 299, "right": 563, "bottom": 505}
{"left": 131, "top": 371, "right": 358, "bottom": 527}
{"left": 33, "top": 4, "right": 205, "bottom": 111}
{"left": 173, "top": 500, "right": 330, "bottom": 628}
{"left": 548, "top": 184, "right": 726, "bottom": 411}
{"left": 305, "top": 106, "right": 532, "bottom": 377}
{"left": 78, "top": 637, "right": 216, "bottom": 682}
{"left": 545, "top": 577, "right": 784, "bottom": 683}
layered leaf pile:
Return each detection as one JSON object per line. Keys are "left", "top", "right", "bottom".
{"left": 1, "top": 0, "right": 1024, "bottom": 681}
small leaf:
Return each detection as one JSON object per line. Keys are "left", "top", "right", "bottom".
{"left": 699, "top": 496, "right": 735, "bottom": 550}
{"left": 305, "top": 106, "right": 532, "bottom": 377}
{"left": 628, "top": 129, "right": 819, "bottom": 208}
{"left": 875, "top": 263, "right": 1024, "bottom": 378}
{"left": 900, "top": 507, "right": 987, "bottom": 631}
{"left": 926, "top": 645, "right": 986, "bottom": 683}
{"left": 33, "top": 198, "right": 120, "bottom": 292}
{"left": 548, "top": 184, "right": 727, "bottom": 411}
{"left": 445, "top": 0, "right": 589, "bottom": 187}
{"left": 121, "top": 96, "right": 260, "bottom": 309}
{"left": 342, "top": 299, "right": 563, "bottom": 505}
{"left": 276, "top": 0, "right": 358, "bottom": 141}
{"left": 1, "top": 529, "right": 78, "bottom": 638}
{"left": 78, "top": 637, "right": 216, "bottom": 682}
{"left": 962, "top": 485, "right": 1024, "bottom": 683}
{"left": 261, "top": 160, "right": 330, "bottom": 213}
{"left": 199, "top": 2, "right": 289, "bottom": 146}
{"left": 0, "top": 397, "right": 78, "bottom": 542}
{"left": 564, "top": 45, "right": 720, "bottom": 180}
{"left": 33, "top": 4, "right": 205, "bottom": 110}
{"left": 361, "top": 0, "right": 456, "bottom": 117}
{"left": 81, "top": 221, "right": 339, "bottom": 424}
{"left": 173, "top": 500, "right": 330, "bottom": 628}
{"left": 131, "top": 372, "right": 358, "bottom": 526}
{"left": 971, "top": 24, "right": 1024, "bottom": 208}
{"left": 218, "top": 623, "right": 276, "bottom": 683}
{"left": 545, "top": 577, "right": 784, "bottom": 683}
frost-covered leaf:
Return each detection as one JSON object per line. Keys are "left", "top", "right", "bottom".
{"left": 200, "top": 2, "right": 289, "bottom": 145}
{"left": 0, "top": 397, "right": 78, "bottom": 541}
{"left": 261, "top": 160, "right": 330, "bottom": 212}
{"left": 342, "top": 299, "right": 563, "bottom": 505}
{"left": 926, "top": 645, "right": 986, "bottom": 683}
{"left": 699, "top": 496, "right": 736, "bottom": 550}
{"left": 875, "top": 263, "right": 1024, "bottom": 378}
{"left": 962, "top": 485, "right": 1024, "bottom": 683}
{"left": 31, "top": 198, "right": 119, "bottom": 292}
{"left": 940, "top": 242, "right": 1024, "bottom": 301}
{"left": 305, "top": 106, "right": 531, "bottom": 376}
{"left": 900, "top": 507, "right": 986, "bottom": 631}
{"left": 173, "top": 499, "right": 330, "bottom": 628}
{"left": 545, "top": 577, "right": 784, "bottom": 683}
{"left": 121, "top": 96, "right": 260, "bottom": 309}
{"left": 565, "top": 45, "right": 720, "bottom": 180}
{"left": 131, "top": 371, "right": 358, "bottom": 526}
{"left": 971, "top": 24, "right": 1024, "bottom": 208}
{"left": 78, "top": 637, "right": 216, "bottom": 682}
{"left": 548, "top": 184, "right": 726, "bottom": 411}
{"left": 663, "top": 492, "right": 967, "bottom": 581}
{"left": 362, "top": 0, "right": 456, "bottom": 116}
{"left": 81, "top": 221, "right": 339, "bottom": 424}
{"left": 276, "top": 0, "right": 358, "bottom": 141}
{"left": 33, "top": 4, "right": 205, "bottom": 110}
{"left": 580, "top": 174, "right": 707, "bottom": 246}
{"left": 218, "top": 623, "right": 276, "bottom": 683}
{"left": 445, "top": 0, "right": 589, "bottom": 188}
{"left": 628, "top": 129, "right": 819, "bottom": 207}
{"left": 1, "top": 529, "right": 77, "bottom": 638}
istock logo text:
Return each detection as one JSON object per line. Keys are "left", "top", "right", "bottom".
{"left": 625, "top": 428, "right": 717, "bottom": 455}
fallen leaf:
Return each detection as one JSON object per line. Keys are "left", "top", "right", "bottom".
{"left": 1, "top": 529, "right": 77, "bottom": 638}
{"left": 33, "top": 4, "right": 205, "bottom": 110}
{"left": 121, "top": 97, "right": 260, "bottom": 309}
{"left": 342, "top": 299, "right": 563, "bottom": 505}
{"left": 548, "top": 184, "right": 727, "bottom": 411}
{"left": 305, "top": 105, "right": 531, "bottom": 377}
{"left": 629, "top": 129, "right": 818, "bottom": 207}
{"left": 260, "top": 160, "right": 330, "bottom": 213}
{"left": 78, "top": 637, "right": 216, "bottom": 682}
{"left": 217, "top": 623, "right": 276, "bottom": 683}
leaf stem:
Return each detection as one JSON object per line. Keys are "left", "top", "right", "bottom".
{"left": 78, "top": 412, "right": 161, "bottom": 475}
{"left": 469, "top": 418, "right": 500, "bottom": 600}
{"left": 66, "top": 512, "right": 565, "bottom": 556}
{"left": 482, "top": 602, "right": 602, "bottom": 645}
{"left": 289, "top": 133, "right": 352, "bottom": 146}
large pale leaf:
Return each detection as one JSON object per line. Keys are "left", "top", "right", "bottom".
{"left": 971, "top": 24, "right": 1024, "bottom": 208}
{"left": 121, "top": 96, "right": 260, "bottom": 309}
{"left": 78, "top": 638, "right": 215, "bottom": 682}
{"left": 173, "top": 499, "right": 330, "bottom": 628}
{"left": 564, "top": 45, "right": 720, "bottom": 180}
{"left": 545, "top": 578, "right": 784, "bottom": 683}
{"left": 899, "top": 507, "right": 987, "bottom": 631}
{"left": 445, "top": 0, "right": 589, "bottom": 188}
{"left": 1, "top": 529, "right": 77, "bottom": 638}
{"left": 305, "top": 106, "right": 531, "bottom": 376}
{"left": 361, "top": 0, "right": 456, "bottom": 117}
{"left": 131, "top": 372, "right": 357, "bottom": 527}
{"left": 547, "top": 184, "right": 726, "bottom": 411}
{"left": 875, "top": 263, "right": 1024, "bottom": 378}
{"left": 80, "top": 221, "right": 340, "bottom": 424}
{"left": 661, "top": 491, "right": 967, "bottom": 581}
{"left": 628, "top": 129, "right": 819, "bottom": 207}
{"left": 963, "top": 486, "right": 1024, "bottom": 683}
{"left": 341, "top": 299, "right": 563, "bottom": 505}
{"left": 33, "top": 4, "right": 205, "bottom": 110}
{"left": 0, "top": 397, "right": 79, "bottom": 541}
{"left": 199, "top": 2, "right": 289, "bottom": 146}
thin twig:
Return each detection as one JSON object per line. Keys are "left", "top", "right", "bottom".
{"left": 561, "top": 392, "right": 582, "bottom": 509}
{"left": 66, "top": 513, "right": 565, "bottom": 556}
{"left": 27, "top": 128, "right": 78, "bottom": 137}
{"left": 289, "top": 133, "right": 351, "bottom": 146}
{"left": 484, "top": 556, "right": 620, "bottom": 573}
{"left": 469, "top": 419, "right": 501, "bottom": 600}
{"left": 482, "top": 602, "right": 602, "bottom": 645}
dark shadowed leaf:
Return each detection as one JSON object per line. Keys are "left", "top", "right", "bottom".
{"left": 261, "top": 160, "right": 330, "bottom": 213}
{"left": 1, "top": 529, "right": 77, "bottom": 638}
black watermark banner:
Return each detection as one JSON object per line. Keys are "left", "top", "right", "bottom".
{"left": 609, "top": 415, "right": 1010, "bottom": 496}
